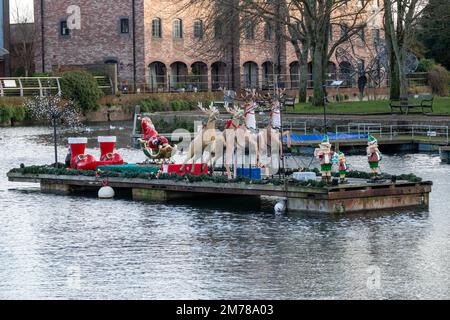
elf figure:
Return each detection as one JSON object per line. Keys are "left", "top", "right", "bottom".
{"left": 367, "top": 135, "right": 382, "bottom": 181}
{"left": 337, "top": 152, "right": 349, "bottom": 184}
{"left": 314, "top": 135, "right": 335, "bottom": 184}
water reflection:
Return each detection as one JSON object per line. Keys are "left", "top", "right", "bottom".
{"left": 0, "top": 124, "right": 448, "bottom": 299}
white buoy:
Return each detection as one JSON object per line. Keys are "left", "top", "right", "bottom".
{"left": 274, "top": 200, "right": 287, "bottom": 214}
{"left": 98, "top": 186, "right": 115, "bottom": 199}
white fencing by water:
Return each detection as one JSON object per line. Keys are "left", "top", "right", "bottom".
{"left": 336, "top": 122, "right": 449, "bottom": 143}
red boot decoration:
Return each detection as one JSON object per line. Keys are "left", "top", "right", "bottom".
{"left": 97, "top": 136, "right": 124, "bottom": 165}
{"left": 68, "top": 137, "right": 97, "bottom": 170}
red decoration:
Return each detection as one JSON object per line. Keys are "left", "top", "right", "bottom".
{"left": 162, "top": 164, "right": 208, "bottom": 176}
{"left": 141, "top": 117, "right": 169, "bottom": 149}
{"left": 68, "top": 136, "right": 124, "bottom": 171}
{"left": 69, "top": 137, "right": 96, "bottom": 170}
{"left": 97, "top": 136, "right": 124, "bottom": 166}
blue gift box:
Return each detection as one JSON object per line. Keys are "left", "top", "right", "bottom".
{"left": 236, "top": 168, "right": 262, "bottom": 180}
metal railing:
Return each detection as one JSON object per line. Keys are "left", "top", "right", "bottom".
{"left": 120, "top": 71, "right": 430, "bottom": 94}
{"left": 143, "top": 75, "right": 231, "bottom": 94}
{"left": 0, "top": 76, "right": 112, "bottom": 97}
{"left": 336, "top": 122, "right": 449, "bottom": 143}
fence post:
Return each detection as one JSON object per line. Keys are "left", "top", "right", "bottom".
{"left": 0, "top": 80, "right": 4, "bottom": 97}
{"left": 37, "top": 78, "right": 43, "bottom": 97}
{"left": 18, "top": 78, "right": 24, "bottom": 97}
{"left": 56, "top": 78, "right": 61, "bottom": 95}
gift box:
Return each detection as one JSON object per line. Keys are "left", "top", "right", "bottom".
{"left": 236, "top": 168, "right": 262, "bottom": 180}
{"left": 162, "top": 164, "right": 208, "bottom": 176}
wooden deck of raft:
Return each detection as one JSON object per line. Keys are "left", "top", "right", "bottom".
{"left": 7, "top": 172, "right": 432, "bottom": 214}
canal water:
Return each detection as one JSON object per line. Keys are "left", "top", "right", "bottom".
{"left": 0, "top": 123, "right": 449, "bottom": 299}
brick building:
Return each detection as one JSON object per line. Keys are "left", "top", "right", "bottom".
{"left": 34, "top": 0, "right": 383, "bottom": 92}
{"left": 0, "top": 0, "right": 10, "bottom": 77}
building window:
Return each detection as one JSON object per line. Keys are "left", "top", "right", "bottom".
{"left": 358, "top": 59, "right": 365, "bottom": 73}
{"left": 340, "top": 24, "right": 349, "bottom": 37}
{"left": 264, "top": 22, "right": 272, "bottom": 41}
{"left": 359, "top": 27, "right": 365, "bottom": 42}
{"left": 214, "top": 19, "right": 223, "bottom": 39}
{"left": 244, "top": 20, "right": 255, "bottom": 40}
{"left": 120, "top": 18, "right": 130, "bottom": 34}
{"left": 173, "top": 19, "right": 183, "bottom": 39}
{"left": 372, "top": 28, "right": 380, "bottom": 45}
{"left": 193, "top": 19, "right": 203, "bottom": 39}
{"left": 60, "top": 21, "right": 70, "bottom": 36}
{"left": 152, "top": 18, "right": 162, "bottom": 38}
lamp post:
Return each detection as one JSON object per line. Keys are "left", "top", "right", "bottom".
{"left": 323, "top": 84, "right": 328, "bottom": 134}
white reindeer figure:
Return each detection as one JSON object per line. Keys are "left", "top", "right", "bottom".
{"left": 238, "top": 89, "right": 261, "bottom": 167}
{"left": 259, "top": 88, "right": 286, "bottom": 174}
{"left": 222, "top": 102, "right": 245, "bottom": 179}
{"left": 179, "top": 102, "right": 222, "bottom": 173}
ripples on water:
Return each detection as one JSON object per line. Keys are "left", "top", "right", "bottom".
{"left": 0, "top": 124, "right": 449, "bottom": 299}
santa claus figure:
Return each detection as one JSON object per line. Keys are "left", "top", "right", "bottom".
{"left": 367, "top": 135, "right": 382, "bottom": 181}
{"left": 138, "top": 116, "right": 176, "bottom": 160}
{"left": 314, "top": 135, "right": 335, "bottom": 184}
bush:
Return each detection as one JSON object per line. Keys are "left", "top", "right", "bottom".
{"left": 428, "top": 65, "right": 450, "bottom": 96}
{"left": 417, "top": 59, "right": 436, "bottom": 73}
{"left": 170, "top": 100, "right": 191, "bottom": 112}
{"left": 13, "top": 67, "right": 26, "bottom": 77}
{"left": 140, "top": 98, "right": 164, "bottom": 112}
{"left": 59, "top": 71, "right": 102, "bottom": 113}
{"left": 0, "top": 105, "right": 12, "bottom": 123}
{"left": 0, "top": 104, "right": 27, "bottom": 125}
{"left": 11, "top": 105, "right": 27, "bottom": 123}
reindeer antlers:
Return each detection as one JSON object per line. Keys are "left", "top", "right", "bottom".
{"left": 197, "top": 102, "right": 207, "bottom": 113}
{"left": 224, "top": 102, "right": 243, "bottom": 117}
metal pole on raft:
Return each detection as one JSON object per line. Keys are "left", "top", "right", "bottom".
{"left": 52, "top": 116, "right": 58, "bottom": 168}
{"left": 323, "top": 83, "right": 328, "bottom": 135}
{"left": 277, "top": 75, "right": 286, "bottom": 181}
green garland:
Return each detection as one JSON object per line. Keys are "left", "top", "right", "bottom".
{"left": 8, "top": 164, "right": 422, "bottom": 188}
{"left": 301, "top": 168, "right": 422, "bottom": 183}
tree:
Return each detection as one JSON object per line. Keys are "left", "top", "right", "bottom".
{"left": 384, "top": 0, "right": 427, "bottom": 99}
{"left": 181, "top": 1, "right": 375, "bottom": 106}
{"left": 59, "top": 71, "right": 103, "bottom": 113}
{"left": 10, "top": 1, "right": 36, "bottom": 76}
{"left": 417, "top": 0, "right": 450, "bottom": 70}
{"left": 300, "top": 0, "right": 375, "bottom": 106}
{"left": 26, "top": 95, "right": 82, "bottom": 167}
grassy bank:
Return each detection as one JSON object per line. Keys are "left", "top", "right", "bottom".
{"left": 292, "top": 97, "right": 450, "bottom": 115}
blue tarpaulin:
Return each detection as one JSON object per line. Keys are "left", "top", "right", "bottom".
{"left": 284, "top": 133, "right": 368, "bottom": 143}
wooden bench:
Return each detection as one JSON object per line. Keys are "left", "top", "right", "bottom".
{"left": 282, "top": 96, "right": 296, "bottom": 111}
{"left": 390, "top": 94, "right": 434, "bottom": 115}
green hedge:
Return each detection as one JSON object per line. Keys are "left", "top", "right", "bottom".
{"left": 140, "top": 98, "right": 165, "bottom": 112}
{"left": 60, "top": 71, "right": 102, "bottom": 113}
{"left": 0, "top": 104, "right": 28, "bottom": 124}
{"left": 139, "top": 98, "right": 206, "bottom": 113}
